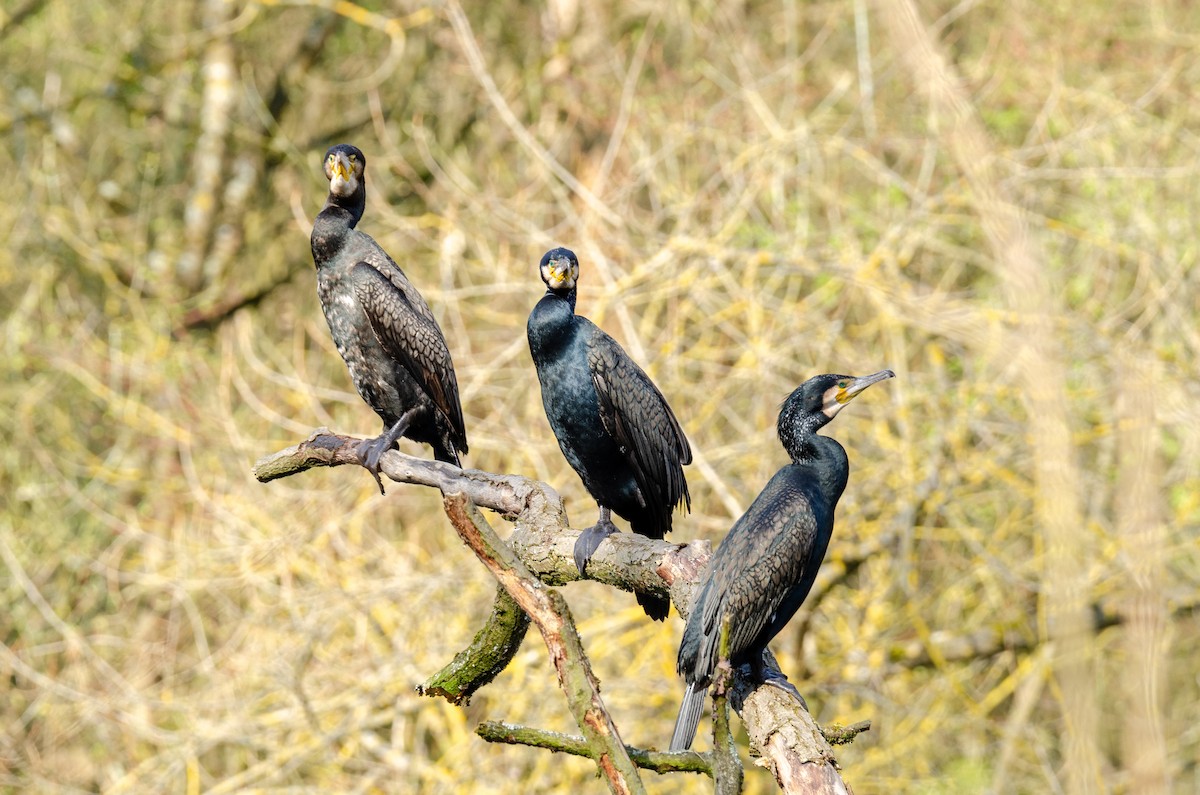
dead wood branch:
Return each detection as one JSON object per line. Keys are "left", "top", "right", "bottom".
{"left": 712, "top": 619, "right": 744, "bottom": 795}
{"left": 733, "top": 682, "right": 852, "bottom": 795}
{"left": 417, "top": 586, "right": 530, "bottom": 705}
{"left": 255, "top": 430, "right": 867, "bottom": 792}
{"left": 441, "top": 493, "right": 644, "bottom": 794}
{"left": 476, "top": 721, "right": 711, "bottom": 776}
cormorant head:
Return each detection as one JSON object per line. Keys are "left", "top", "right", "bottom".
{"left": 324, "top": 144, "right": 366, "bottom": 198}
{"left": 778, "top": 370, "right": 894, "bottom": 457}
{"left": 539, "top": 247, "right": 580, "bottom": 293}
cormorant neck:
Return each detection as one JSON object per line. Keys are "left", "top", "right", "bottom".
{"left": 546, "top": 287, "right": 577, "bottom": 313}
{"left": 528, "top": 288, "right": 579, "bottom": 355}
{"left": 783, "top": 430, "right": 838, "bottom": 462}
{"left": 789, "top": 433, "right": 849, "bottom": 505}
{"left": 778, "top": 403, "right": 831, "bottom": 462}
{"left": 321, "top": 189, "right": 365, "bottom": 229}
{"left": 312, "top": 192, "right": 365, "bottom": 262}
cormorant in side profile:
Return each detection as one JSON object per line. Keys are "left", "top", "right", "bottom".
{"left": 527, "top": 247, "right": 691, "bottom": 621}
{"left": 669, "top": 369, "right": 894, "bottom": 750}
{"left": 310, "top": 144, "right": 468, "bottom": 492}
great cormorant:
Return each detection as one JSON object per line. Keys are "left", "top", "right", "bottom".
{"left": 669, "top": 369, "right": 894, "bottom": 750}
{"left": 527, "top": 247, "right": 691, "bottom": 621}
{"left": 310, "top": 144, "right": 468, "bottom": 492}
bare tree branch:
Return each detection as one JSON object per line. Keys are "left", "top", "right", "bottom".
{"left": 255, "top": 430, "right": 868, "bottom": 792}
{"left": 732, "top": 683, "right": 851, "bottom": 795}
{"left": 476, "top": 721, "right": 711, "bottom": 776}
{"left": 712, "top": 620, "right": 744, "bottom": 795}
{"left": 821, "top": 721, "right": 872, "bottom": 746}
{"left": 442, "top": 0, "right": 621, "bottom": 225}
{"left": 476, "top": 718, "right": 870, "bottom": 771}
{"left": 417, "top": 586, "right": 530, "bottom": 705}
{"left": 254, "top": 430, "right": 538, "bottom": 516}
{"left": 440, "top": 493, "right": 644, "bottom": 795}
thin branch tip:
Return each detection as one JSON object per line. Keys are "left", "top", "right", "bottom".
{"left": 477, "top": 721, "right": 712, "bottom": 776}
{"left": 823, "top": 720, "right": 872, "bottom": 746}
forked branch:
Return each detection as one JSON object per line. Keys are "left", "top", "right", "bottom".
{"left": 441, "top": 493, "right": 643, "bottom": 794}
{"left": 254, "top": 430, "right": 867, "bottom": 792}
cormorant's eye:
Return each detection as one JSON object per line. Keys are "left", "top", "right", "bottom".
{"left": 838, "top": 380, "right": 848, "bottom": 389}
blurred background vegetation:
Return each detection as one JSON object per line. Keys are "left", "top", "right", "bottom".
{"left": 2, "top": 0, "right": 1198, "bottom": 792}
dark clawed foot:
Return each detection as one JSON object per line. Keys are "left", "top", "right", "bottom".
{"left": 356, "top": 410, "right": 416, "bottom": 495}
{"left": 356, "top": 436, "right": 390, "bottom": 495}
{"left": 573, "top": 518, "right": 619, "bottom": 575}
{"left": 748, "top": 656, "right": 808, "bottom": 710}
{"left": 761, "top": 670, "right": 807, "bottom": 710}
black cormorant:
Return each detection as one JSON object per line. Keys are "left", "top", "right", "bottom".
{"left": 669, "top": 369, "right": 894, "bottom": 750}
{"left": 310, "top": 144, "right": 468, "bottom": 492}
{"left": 527, "top": 247, "right": 691, "bottom": 621}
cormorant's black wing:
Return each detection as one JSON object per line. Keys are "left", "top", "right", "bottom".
{"left": 690, "top": 471, "right": 825, "bottom": 683}
{"left": 585, "top": 325, "right": 691, "bottom": 520}
{"left": 350, "top": 260, "right": 468, "bottom": 452}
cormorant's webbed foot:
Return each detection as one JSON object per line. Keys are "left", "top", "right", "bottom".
{"left": 761, "top": 670, "right": 807, "bottom": 708}
{"left": 573, "top": 508, "right": 619, "bottom": 574}
{"left": 357, "top": 435, "right": 393, "bottom": 495}
{"left": 748, "top": 654, "right": 808, "bottom": 710}
{"left": 356, "top": 409, "right": 418, "bottom": 495}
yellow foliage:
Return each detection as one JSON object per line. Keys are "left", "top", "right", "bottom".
{"left": 1, "top": 0, "right": 1197, "bottom": 793}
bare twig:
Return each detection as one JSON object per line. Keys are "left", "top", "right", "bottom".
{"left": 476, "top": 721, "right": 711, "bottom": 775}
{"left": 254, "top": 429, "right": 533, "bottom": 515}
{"left": 477, "top": 719, "right": 869, "bottom": 769}
{"left": 176, "top": 266, "right": 303, "bottom": 334}
{"left": 712, "top": 618, "right": 744, "bottom": 795}
{"left": 443, "top": 0, "right": 620, "bottom": 225}
{"left": 823, "top": 721, "right": 872, "bottom": 746}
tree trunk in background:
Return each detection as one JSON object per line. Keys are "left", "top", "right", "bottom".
{"left": 179, "top": 0, "right": 236, "bottom": 293}
{"left": 874, "top": 2, "right": 1101, "bottom": 792}
{"left": 1116, "top": 354, "right": 1170, "bottom": 794}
